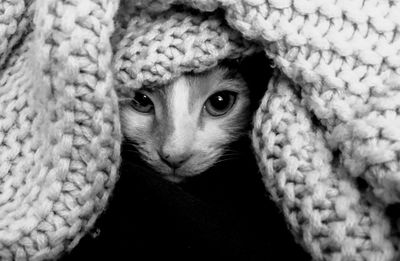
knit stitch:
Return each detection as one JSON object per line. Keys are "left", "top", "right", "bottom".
{"left": 113, "top": 9, "right": 258, "bottom": 98}
{"left": 0, "top": 0, "right": 120, "bottom": 260}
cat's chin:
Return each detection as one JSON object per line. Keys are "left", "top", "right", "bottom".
{"left": 161, "top": 168, "right": 201, "bottom": 183}
{"left": 163, "top": 174, "right": 186, "bottom": 183}
{"left": 152, "top": 160, "right": 213, "bottom": 182}
{"left": 162, "top": 169, "right": 193, "bottom": 183}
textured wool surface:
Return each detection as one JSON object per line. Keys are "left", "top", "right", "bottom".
{"left": 113, "top": 9, "right": 259, "bottom": 97}
{"left": 0, "top": 0, "right": 121, "bottom": 260}
{"left": 2, "top": 0, "right": 400, "bottom": 260}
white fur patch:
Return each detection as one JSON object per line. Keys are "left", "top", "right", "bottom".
{"left": 163, "top": 77, "right": 193, "bottom": 156}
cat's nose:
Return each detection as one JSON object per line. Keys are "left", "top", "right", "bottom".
{"left": 158, "top": 151, "right": 191, "bottom": 169}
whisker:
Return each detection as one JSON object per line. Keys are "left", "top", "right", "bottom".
{"left": 220, "top": 151, "right": 241, "bottom": 157}
{"left": 213, "top": 156, "right": 241, "bottom": 165}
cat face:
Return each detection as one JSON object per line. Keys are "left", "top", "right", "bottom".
{"left": 120, "top": 67, "right": 250, "bottom": 182}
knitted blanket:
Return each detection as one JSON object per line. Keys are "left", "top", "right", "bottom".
{"left": 1, "top": 0, "right": 400, "bottom": 260}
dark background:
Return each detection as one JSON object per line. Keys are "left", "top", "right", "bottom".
{"left": 61, "top": 53, "right": 311, "bottom": 260}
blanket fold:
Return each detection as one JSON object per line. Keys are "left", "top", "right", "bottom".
{"left": 0, "top": 0, "right": 121, "bottom": 260}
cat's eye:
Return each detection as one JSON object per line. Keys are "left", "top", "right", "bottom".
{"left": 204, "top": 91, "right": 237, "bottom": 117}
{"left": 130, "top": 91, "right": 154, "bottom": 113}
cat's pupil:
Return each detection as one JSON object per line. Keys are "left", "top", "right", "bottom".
{"left": 205, "top": 91, "right": 236, "bottom": 116}
{"left": 136, "top": 93, "right": 150, "bottom": 105}
{"left": 211, "top": 94, "right": 228, "bottom": 110}
{"left": 131, "top": 92, "right": 154, "bottom": 113}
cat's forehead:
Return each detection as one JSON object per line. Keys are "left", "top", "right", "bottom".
{"left": 185, "top": 69, "right": 221, "bottom": 100}
{"left": 147, "top": 66, "right": 243, "bottom": 99}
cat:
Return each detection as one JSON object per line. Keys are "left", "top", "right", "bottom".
{"left": 119, "top": 65, "right": 251, "bottom": 183}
